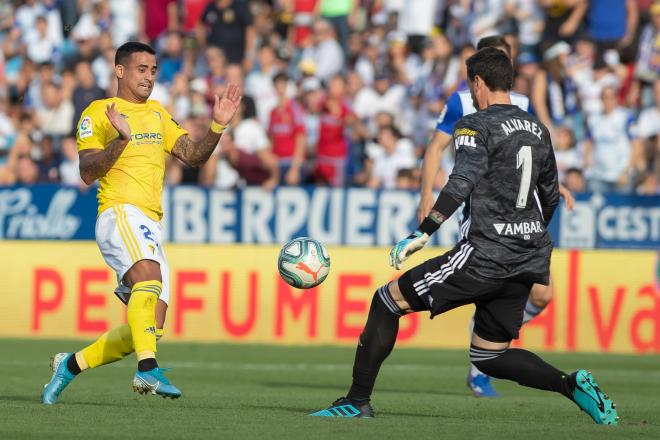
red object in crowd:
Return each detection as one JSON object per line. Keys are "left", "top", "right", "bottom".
{"left": 293, "top": 0, "right": 317, "bottom": 47}
{"left": 182, "top": 0, "right": 211, "bottom": 33}
{"left": 144, "top": 0, "right": 177, "bottom": 41}
{"left": 269, "top": 100, "right": 306, "bottom": 159}
{"left": 315, "top": 97, "right": 354, "bottom": 185}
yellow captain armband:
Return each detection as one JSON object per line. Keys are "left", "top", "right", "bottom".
{"left": 210, "top": 121, "right": 226, "bottom": 134}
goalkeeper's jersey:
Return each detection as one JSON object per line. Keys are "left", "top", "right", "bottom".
{"left": 76, "top": 97, "right": 188, "bottom": 221}
{"left": 441, "top": 104, "right": 559, "bottom": 284}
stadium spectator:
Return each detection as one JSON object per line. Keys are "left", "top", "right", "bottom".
{"left": 396, "top": 0, "right": 438, "bottom": 55}
{"left": 539, "top": 0, "right": 587, "bottom": 49}
{"left": 141, "top": 0, "right": 179, "bottom": 44}
{"left": 314, "top": 74, "right": 355, "bottom": 186}
{"left": 211, "top": 95, "right": 279, "bottom": 189}
{"left": 554, "top": 125, "right": 582, "bottom": 182}
{"left": 59, "top": 136, "right": 84, "bottom": 187}
{"left": 157, "top": 31, "right": 184, "bottom": 85}
{"left": 72, "top": 60, "right": 106, "bottom": 133}
{"left": 564, "top": 167, "right": 587, "bottom": 193}
{"left": 0, "top": 0, "right": 656, "bottom": 195}
{"left": 246, "top": 44, "right": 281, "bottom": 127}
{"left": 583, "top": 85, "right": 642, "bottom": 193}
{"left": 632, "top": 3, "right": 660, "bottom": 107}
{"left": 36, "top": 81, "right": 74, "bottom": 138}
{"left": 15, "top": 154, "right": 39, "bottom": 185}
{"left": 35, "top": 134, "right": 60, "bottom": 182}
{"left": 198, "top": 0, "right": 256, "bottom": 66}
{"left": 587, "top": 0, "right": 638, "bottom": 53}
{"left": 365, "top": 124, "right": 417, "bottom": 189}
{"left": 318, "top": 0, "right": 355, "bottom": 55}
{"left": 531, "top": 41, "right": 580, "bottom": 135}
{"left": 301, "top": 19, "right": 344, "bottom": 81}
{"left": 287, "top": 0, "right": 318, "bottom": 50}
{"left": 268, "top": 72, "right": 306, "bottom": 185}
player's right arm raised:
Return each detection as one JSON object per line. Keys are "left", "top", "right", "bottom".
{"left": 171, "top": 84, "right": 242, "bottom": 168}
{"left": 79, "top": 103, "right": 131, "bottom": 185}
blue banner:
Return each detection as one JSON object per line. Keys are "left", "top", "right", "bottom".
{"left": 1, "top": 185, "right": 658, "bottom": 250}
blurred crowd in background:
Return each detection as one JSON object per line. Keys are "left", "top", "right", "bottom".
{"left": 0, "top": 0, "right": 658, "bottom": 195}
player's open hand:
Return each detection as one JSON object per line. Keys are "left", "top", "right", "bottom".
{"left": 213, "top": 83, "right": 242, "bottom": 127}
{"left": 105, "top": 103, "right": 131, "bottom": 140}
{"left": 389, "top": 230, "right": 429, "bottom": 270}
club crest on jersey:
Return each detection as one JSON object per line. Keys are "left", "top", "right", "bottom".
{"left": 79, "top": 116, "right": 92, "bottom": 139}
{"left": 154, "top": 111, "right": 161, "bottom": 120}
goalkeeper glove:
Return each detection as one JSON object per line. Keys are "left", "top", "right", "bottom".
{"left": 389, "top": 230, "right": 429, "bottom": 270}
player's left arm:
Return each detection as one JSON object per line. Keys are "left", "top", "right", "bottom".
{"left": 390, "top": 119, "right": 489, "bottom": 269}
{"left": 171, "top": 84, "right": 242, "bottom": 168}
{"left": 536, "top": 130, "right": 561, "bottom": 225}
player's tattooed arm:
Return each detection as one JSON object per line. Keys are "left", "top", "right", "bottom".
{"left": 79, "top": 103, "right": 131, "bottom": 184}
{"left": 171, "top": 84, "right": 242, "bottom": 168}
{"left": 79, "top": 139, "right": 129, "bottom": 184}
{"left": 171, "top": 130, "right": 222, "bottom": 168}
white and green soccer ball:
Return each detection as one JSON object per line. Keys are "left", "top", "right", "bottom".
{"left": 278, "top": 237, "right": 331, "bottom": 289}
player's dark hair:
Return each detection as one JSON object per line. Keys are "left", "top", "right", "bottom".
{"left": 466, "top": 47, "right": 513, "bottom": 92}
{"left": 115, "top": 42, "right": 156, "bottom": 66}
{"left": 477, "top": 35, "right": 511, "bottom": 58}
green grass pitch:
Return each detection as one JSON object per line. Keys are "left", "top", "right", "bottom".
{"left": 0, "top": 339, "right": 658, "bottom": 439}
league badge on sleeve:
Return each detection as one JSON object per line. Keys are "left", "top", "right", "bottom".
{"left": 79, "top": 116, "right": 93, "bottom": 139}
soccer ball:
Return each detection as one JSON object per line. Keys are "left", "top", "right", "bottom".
{"left": 278, "top": 237, "right": 330, "bottom": 289}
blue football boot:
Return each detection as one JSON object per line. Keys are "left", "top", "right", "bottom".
{"left": 467, "top": 369, "right": 499, "bottom": 398}
{"left": 133, "top": 368, "right": 181, "bottom": 399}
{"left": 571, "top": 370, "right": 619, "bottom": 425}
{"left": 42, "top": 353, "right": 76, "bottom": 405}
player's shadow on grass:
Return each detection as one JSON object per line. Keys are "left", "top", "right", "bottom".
{"left": 258, "top": 380, "right": 467, "bottom": 397}
{"left": 243, "top": 403, "right": 464, "bottom": 420}
{"left": 0, "top": 395, "right": 135, "bottom": 409}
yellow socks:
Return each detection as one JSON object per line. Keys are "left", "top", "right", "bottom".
{"left": 127, "top": 280, "right": 161, "bottom": 361}
{"left": 79, "top": 324, "right": 134, "bottom": 369}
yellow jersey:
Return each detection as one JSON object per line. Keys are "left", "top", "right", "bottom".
{"left": 76, "top": 97, "right": 188, "bottom": 221}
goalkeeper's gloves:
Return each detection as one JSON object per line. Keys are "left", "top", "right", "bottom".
{"left": 389, "top": 230, "right": 429, "bottom": 270}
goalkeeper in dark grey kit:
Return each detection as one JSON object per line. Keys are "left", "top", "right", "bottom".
{"left": 310, "top": 47, "right": 619, "bottom": 426}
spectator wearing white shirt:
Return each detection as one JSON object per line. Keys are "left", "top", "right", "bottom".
{"left": 553, "top": 125, "right": 581, "bottom": 183}
{"left": 353, "top": 72, "right": 405, "bottom": 138}
{"left": 583, "top": 86, "right": 642, "bottom": 193}
{"left": 397, "top": 0, "right": 438, "bottom": 54}
{"left": 366, "top": 125, "right": 417, "bottom": 189}
{"left": 36, "top": 81, "right": 74, "bottom": 138}
{"left": 245, "top": 45, "right": 280, "bottom": 128}
{"left": 24, "top": 16, "right": 56, "bottom": 64}
{"left": 207, "top": 96, "right": 279, "bottom": 190}
{"left": 301, "top": 19, "right": 344, "bottom": 81}
{"left": 15, "top": 0, "right": 46, "bottom": 38}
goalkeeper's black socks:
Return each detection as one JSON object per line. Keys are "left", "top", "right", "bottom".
{"left": 66, "top": 354, "right": 81, "bottom": 376}
{"left": 346, "top": 288, "right": 402, "bottom": 402}
{"left": 470, "top": 345, "right": 574, "bottom": 399}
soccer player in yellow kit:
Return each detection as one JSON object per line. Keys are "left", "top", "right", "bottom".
{"left": 42, "top": 42, "right": 242, "bottom": 404}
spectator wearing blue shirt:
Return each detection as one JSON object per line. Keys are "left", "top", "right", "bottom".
{"left": 587, "top": 0, "right": 639, "bottom": 52}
